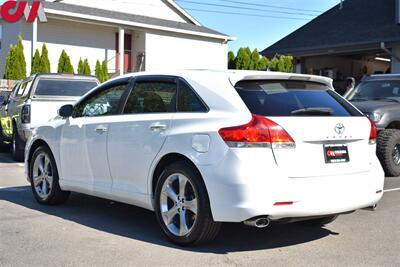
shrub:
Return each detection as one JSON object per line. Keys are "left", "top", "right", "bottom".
{"left": 57, "top": 50, "right": 74, "bottom": 74}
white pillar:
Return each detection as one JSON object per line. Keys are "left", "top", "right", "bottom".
{"left": 391, "top": 46, "right": 400, "bottom": 74}
{"left": 118, "top": 27, "right": 125, "bottom": 76}
{"left": 31, "top": 19, "right": 37, "bottom": 72}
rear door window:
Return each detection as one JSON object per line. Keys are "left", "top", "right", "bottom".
{"left": 235, "top": 80, "right": 361, "bottom": 117}
{"left": 123, "top": 81, "right": 177, "bottom": 114}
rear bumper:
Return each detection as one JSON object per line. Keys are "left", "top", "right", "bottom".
{"left": 199, "top": 148, "right": 385, "bottom": 222}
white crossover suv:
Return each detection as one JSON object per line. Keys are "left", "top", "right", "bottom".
{"left": 25, "top": 70, "right": 385, "bottom": 245}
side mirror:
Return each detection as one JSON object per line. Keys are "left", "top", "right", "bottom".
{"left": 58, "top": 104, "right": 73, "bottom": 118}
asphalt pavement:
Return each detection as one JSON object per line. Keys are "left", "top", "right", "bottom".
{"left": 1, "top": 152, "right": 400, "bottom": 267}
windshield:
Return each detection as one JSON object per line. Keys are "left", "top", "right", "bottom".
{"left": 235, "top": 80, "right": 361, "bottom": 117}
{"left": 34, "top": 79, "right": 98, "bottom": 97}
{"left": 346, "top": 80, "right": 400, "bottom": 102}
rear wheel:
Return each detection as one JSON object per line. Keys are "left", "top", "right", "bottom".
{"left": 154, "top": 161, "right": 221, "bottom": 246}
{"left": 298, "top": 215, "right": 338, "bottom": 227}
{"left": 377, "top": 129, "right": 400, "bottom": 177}
{"left": 11, "top": 127, "right": 24, "bottom": 162}
{"left": 29, "top": 145, "right": 70, "bottom": 205}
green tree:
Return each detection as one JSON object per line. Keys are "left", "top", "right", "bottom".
{"left": 242, "top": 48, "right": 251, "bottom": 70}
{"left": 15, "top": 35, "right": 26, "bottom": 79}
{"left": 258, "top": 56, "right": 268, "bottom": 70}
{"left": 4, "top": 45, "right": 16, "bottom": 79}
{"left": 57, "top": 50, "right": 74, "bottom": 74}
{"left": 77, "top": 58, "right": 84, "bottom": 74}
{"left": 31, "top": 49, "right": 41, "bottom": 75}
{"left": 101, "top": 60, "right": 109, "bottom": 82}
{"left": 269, "top": 55, "right": 293, "bottom": 73}
{"left": 235, "top": 48, "right": 245, "bottom": 70}
{"left": 39, "top": 43, "right": 51, "bottom": 73}
{"left": 249, "top": 49, "right": 260, "bottom": 70}
{"left": 228, "top": 51, "right": 235, "bottom": 69}
{"left": 82, "top": 59, "right": 91, "bottom": 75}
{"left": 278, "top": 55, "right": 294, "bottom": 73}
{"left": 95, "top": 60, "right": 104, "bottom": 82}
{"left": 4, "top": 35, "right": 27, "bottom": 80}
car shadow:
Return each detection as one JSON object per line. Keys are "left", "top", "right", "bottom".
{"left": 0, "top": 185, "right": 337, "bottom": 253}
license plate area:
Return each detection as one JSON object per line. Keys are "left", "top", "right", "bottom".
{"left": 324, "top": 144, "right": 350, "bottom": 163}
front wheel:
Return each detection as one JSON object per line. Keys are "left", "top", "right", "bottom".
{"left": 29, "top": 146, "right": 70, "bottom": 205}
{"left": 154, "top": 161, "right": 221, "bottom": 246}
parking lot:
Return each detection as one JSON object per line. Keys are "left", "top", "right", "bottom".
{"left": 0, "top": 152, "right": 399, "bottom": 267}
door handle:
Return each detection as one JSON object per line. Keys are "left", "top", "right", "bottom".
{"left": 149, "top": 123, "right": 167, "bottom": 131}
{"left": 95, "top": 125, "right": 108, "bottom": 134}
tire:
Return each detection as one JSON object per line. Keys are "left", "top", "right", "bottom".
{"left": 154, "top": 161, "right": 221, "bottom": 246}
{"left": 29, "top": 145, "right": 70, "bottom": 205}
{"left": 0, "top": 124, "right": 10, "bottom": 153}
{"left": 377, "top": 129, "right": 400, "bottom": 177}
{"left": 298, "top": 215, "right": 338, "bottom": 227}
{"left": 11, "top": 127, "right": 24, "bottom": 162}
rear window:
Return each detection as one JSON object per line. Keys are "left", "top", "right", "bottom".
{"left": 34, "top": 79, "right": 98, "bottom": 97}
{"left": 235, "top": 80, "right": 361, "bottom": 117}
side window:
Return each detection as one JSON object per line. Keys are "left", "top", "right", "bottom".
{"left": 177, "top": 81, "right": 207, "bottom": 112}
{"left": 74, "top": 83, "right": 127, "bottom": 117}
{"left": 124, "top": 81, "right": 177, "bottom": 114}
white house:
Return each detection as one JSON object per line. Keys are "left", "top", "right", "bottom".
{"left": 0, "top": 0, "right": 233, "bottom": 78}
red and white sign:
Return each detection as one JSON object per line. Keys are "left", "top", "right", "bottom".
{"left": 0, "top": 1, "right": 47, "bottom": 23}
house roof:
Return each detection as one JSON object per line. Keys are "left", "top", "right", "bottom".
{"left": 42, "top": 1, "right": 232, "bottom": 41}
{"left": 261, "top": 0, "right": 400, "bottom": 58}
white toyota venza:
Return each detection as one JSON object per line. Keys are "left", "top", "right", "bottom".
{"left": 25, "top": 70, "right": 384, "bottom": 245}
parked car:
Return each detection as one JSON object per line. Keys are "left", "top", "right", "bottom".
{"left": 25, "top": 70, "right": 384, "bottom": 245}
{"left": 0, "top": 74, "right": 99, "bottom": 161}
{"left": 345, "top": 74, "right": 400, "bottom": 176}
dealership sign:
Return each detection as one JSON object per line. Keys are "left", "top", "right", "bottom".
{"left": 0, "top": 1, "right": 47, "bottom": 23}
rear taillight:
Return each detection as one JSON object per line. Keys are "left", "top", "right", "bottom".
{"left": 368, "top": 118, "right": 377, "bottom": 145}
{"left": 218, "top": 114, "right": 295, "bottom": 148}
{"left": 21, "top": 104, "right": 31, "bottom": 124}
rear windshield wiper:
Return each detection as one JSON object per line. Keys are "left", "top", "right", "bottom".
{"left": 291, "top": 107, "right": 334, "bottom": 116}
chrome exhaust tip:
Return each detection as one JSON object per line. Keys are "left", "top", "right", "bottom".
{"left": 244, "top": 217, "right": 270, "bottom": 228}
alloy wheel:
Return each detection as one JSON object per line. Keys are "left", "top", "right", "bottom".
{"left": 160, "top": 173, "right": 198, "bottom": 237}
{"left": 32, "top": 152, "right": 53, "bottom": 200}
{"left": 393, "top": 144, "right": 400, "bottom": 165}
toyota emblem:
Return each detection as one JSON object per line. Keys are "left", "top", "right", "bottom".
{"left": 335, "top": 123, "right": 345, "bottom": 135}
